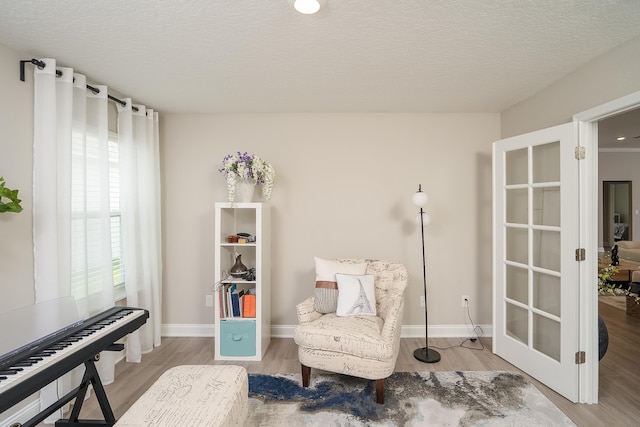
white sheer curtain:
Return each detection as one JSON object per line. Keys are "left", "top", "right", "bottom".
{"left": 117, "top": 100, "right": 162, "bottom": 361}
{"left": 32, "top": 58, "right": 162, "bottom": 422}
{"left": 33, "top": 58, "right": 115, "bottom": 421}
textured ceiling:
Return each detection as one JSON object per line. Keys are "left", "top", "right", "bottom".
{"left": 0, "top": 0, "right": 639, "bottom": 114}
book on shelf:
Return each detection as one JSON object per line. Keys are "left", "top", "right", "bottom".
{"left": 230, "top": 288, "right": 245, "bottom": 317}
{"left": 219, "top": 284, "right": 255, "bottom": 318}
{"left": 219, "top": 285, "right": 224, "bottom": 318}
{"left": 242, "top": 293, "right": 256, "bottom": 318}
{"left": 227, "top": 284, "right": 236, "bottom": 317}
{"left": 219, "top": 284, "right": 229, "bottom": 318}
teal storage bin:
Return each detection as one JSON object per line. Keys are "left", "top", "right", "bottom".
{"left": 220, "top": 320, "right": 256, "bottom": 357}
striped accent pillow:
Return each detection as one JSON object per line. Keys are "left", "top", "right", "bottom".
{"left": 313, "top": 257, "right": 367, "bottom": 313}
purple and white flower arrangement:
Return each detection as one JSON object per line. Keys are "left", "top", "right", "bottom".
{"left": 219, "top": 152, "right": 275, "bottom": 202}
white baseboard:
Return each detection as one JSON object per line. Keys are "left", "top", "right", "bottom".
{"left": 161, "top": 323, "right": 493, "bottom": 339}
{"left": 162, "top": 323, "right": 215, "bottom": 337}
{"left": 402, "top": 324, "right": 493, "bottom": 339}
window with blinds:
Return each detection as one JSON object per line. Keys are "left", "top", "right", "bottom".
{"left": 109, "top": 133, "right": 124, "bottom": 289}
{"left": 70, "top": 130, "right": 124, "bottom": 299}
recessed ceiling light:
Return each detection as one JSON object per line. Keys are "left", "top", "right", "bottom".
{"left": 617, "top": 136, "right": 626, "bottom": 141}
{"left": 293, "top": 0, "right": 325, "bottom": 14}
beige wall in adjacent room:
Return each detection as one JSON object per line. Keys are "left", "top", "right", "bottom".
{"left": 161, "top": 113, "right": 500, "bottom": 329}
{"left": 501, "top": 35, "right": 640, "bottom": 138}
{"left": 598, "top": 151, "right": 640, "bottom": 247}
{"left": 0, "top": 43, "right": 35, "bottom": 313}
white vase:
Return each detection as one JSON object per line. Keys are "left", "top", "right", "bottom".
{"left": 234, "top": 179, "right": 256, "bottom": 203}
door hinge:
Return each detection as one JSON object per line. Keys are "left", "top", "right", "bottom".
{"left": 575, "top": 248, "right": 585, "bottom": 261}
{"left": 575, "top": 351, "right": 586, "bottom": 364}
{"left": 575, "top": 146, "right": 585, "bottom": 160}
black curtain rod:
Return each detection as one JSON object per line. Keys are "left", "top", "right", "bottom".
{"left": 20, "top": 58, "right": 140, "bottom": 112}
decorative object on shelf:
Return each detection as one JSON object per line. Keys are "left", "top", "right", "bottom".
{"left": 0, "top": 176, "right": 23, "bottom": 213}
{"left": 412, "top": 184, "right": 440, "bottom": 364}
{"left": 230, "top": 253, "right": 248, "bottom": 277}
{"left": 236, "top": 232, "right": 256, "bottom": 243}
{"left": 219, "top": 152, "right": 275, "bottom": 202}
{"left": 611, "top": 244, "right": 619, "bottom": 266}
{"left": 242, "top": 268, "right": 256, "bottom": 281}
{"left": 234, "top": 179, "right": 256, "bottom": 203}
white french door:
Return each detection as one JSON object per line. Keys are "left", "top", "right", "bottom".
{"left": 493, "top": 123, "right": 580, "bottom": 402}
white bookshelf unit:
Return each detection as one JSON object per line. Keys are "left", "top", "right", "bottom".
{"left": 214, "top": 202, "right": 271, "bottom": 361}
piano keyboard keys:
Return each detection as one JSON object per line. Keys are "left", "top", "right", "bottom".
{"left": 0, "top": 308, "right": 146, "bottom": 397}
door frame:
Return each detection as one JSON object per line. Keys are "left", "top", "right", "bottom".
{"left": 574, "top": 90, "right": 640, "bottom": 403}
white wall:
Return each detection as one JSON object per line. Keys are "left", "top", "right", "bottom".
{"left": 5, "top": 32, "right": 640, "bottom": 333}
{"left": 0, "top": 40, "right": 498, "bottom": 336}
{"left": 500, "top": 35, "right": 640, "bottom": 253}
{"left": 501, "top": 35, "right": 640, "bottom": 138}
{"left": 0, "top": 43, "right": 35, "bottom": 313}
{"left": 161, "top": 113, "right": 499, "bottom": 329}
{"left": 0, "top": 42, "right": 38, "bottom": 425}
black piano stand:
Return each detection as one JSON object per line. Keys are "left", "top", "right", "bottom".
{"left": 23, "top": 351, "right": 122, "bottom": 427}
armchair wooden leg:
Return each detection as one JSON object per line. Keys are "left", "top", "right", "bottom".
{"left": 375, "top": 379, "right": 385, "bottom": 404}
{"left": 301, "top": 364, "right": 311, "bottom": 387}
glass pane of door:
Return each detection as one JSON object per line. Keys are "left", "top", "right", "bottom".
{"left": 506, "top": 148, "right": 528, "bottom": 185}
{"left": 533, "top": 314, "right": 560, "bottom": 362}
{"left": 533, "top": 272, "right": 561, "bottom": 317}
{"left": 532, "top": 142, "right": 560, "bottom": 183}
{"left": 506, "top": 228, "right": 528, "bottom": 264}
{"left": 532, "top": 229, "right": 561, "bottom": 272}
{"left": 507, "top": 188, "right": 528, "bottom": 224}
{"left": 504, "top": 142, "right": 562, "bottom": 360}
{"left": 506, "top": 265, "right": 528, "bottom": 305}
{"left": 533, "top": 187, "right": 560, "bottom": 227}
{"left": 506, "top": 303, "right": 528, "bottom": 344}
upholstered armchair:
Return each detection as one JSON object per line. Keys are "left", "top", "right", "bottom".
{"left": 294, "top": 259, "right": 408, "bottom": 404}
{"left": 617, "top": 241, "right": 640, "bottom": 263}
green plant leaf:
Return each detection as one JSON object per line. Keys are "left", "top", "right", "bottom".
{"left": 0, "top": 176, "right": 24, "bottom": 213}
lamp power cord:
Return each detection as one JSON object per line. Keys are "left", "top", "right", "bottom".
{"left": 430, "top": 298, "right": 485, "bottom": 352}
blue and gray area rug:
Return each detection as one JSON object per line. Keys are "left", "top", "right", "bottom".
{"left": 247, "top": 371, "right": 575, "bottom": 426}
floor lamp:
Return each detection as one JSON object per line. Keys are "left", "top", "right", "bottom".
{"left": 413, "top": 184, "right": 441, "bottom": 363}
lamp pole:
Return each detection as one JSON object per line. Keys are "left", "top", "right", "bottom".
{"left": 413, "top": 184, "right": 441, "bottom": 364}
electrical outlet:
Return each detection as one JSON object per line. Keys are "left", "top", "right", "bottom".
{"left": 461, "top": 295, "right": 469, "bottom": 307}
{"left": 420, "top": 296, "right": 425, "bottom": 307}
{"left": 205, "top": 294, "right": 214, "bottom": 307}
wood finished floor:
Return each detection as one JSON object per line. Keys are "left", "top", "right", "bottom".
{"left": 40, "top": 300, "right": 640, "bottom": 427}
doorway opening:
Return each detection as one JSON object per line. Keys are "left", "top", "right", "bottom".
{"left": 575, "top": 91, "right": 640, "bottom": 403}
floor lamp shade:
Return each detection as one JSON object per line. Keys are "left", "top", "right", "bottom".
{"left": 413, "top": 184, "right": 441, "bottom": 364}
